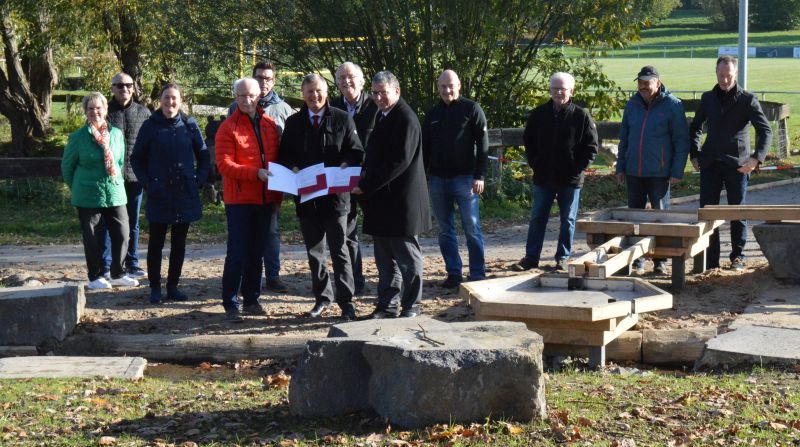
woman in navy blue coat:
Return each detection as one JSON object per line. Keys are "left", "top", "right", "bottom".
{"left": 131, "top": 83, "right": 210, "bottom": 303}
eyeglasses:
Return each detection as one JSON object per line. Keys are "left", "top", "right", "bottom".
{"left": 113, "top": 83, "right": 134, "bottom": 89}
{"left": 254, "top": 76, "right": 275, "bottom": 83}
{"left": 371, "top": 90, "right": 393, "bottom": 97}
{"left": 237, "top": 93, "right": 259, "bottom": 99}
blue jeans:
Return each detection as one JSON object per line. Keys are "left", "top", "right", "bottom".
{"left": 700, "top": 161, "right": 749, "bottom": 268}
{"left": 428, "top": 175, "right": 485, "bottom": 279}
{"left": 222, "top": 204, "right": 270, "bottom": 310}
{"left": 626, "top": 176, "right": 669, "bottom": 268}
{"left": 525, "top": 184, "right": 581, "bottom": 262}
{"left": 100, "top": 181, "right": 143, "bottom": 271}
{"left": 263, "top": 206, "right": 281, "bottom": 280}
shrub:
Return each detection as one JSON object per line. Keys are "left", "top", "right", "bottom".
{"left": 751, "top": 0, "right": 800, "bottom": 30}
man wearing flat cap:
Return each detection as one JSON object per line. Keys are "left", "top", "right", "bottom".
{"left": 616, "top": 65, "right": 689, "bottom": 275}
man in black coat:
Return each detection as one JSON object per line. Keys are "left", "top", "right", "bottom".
{"left": 512, "top": 72, "right": 598, "bottom": 272}
{"left": 279, "top": 74, "right": 364, "bottom": 321}
{"left": 330, "top": 61, "right": 379, "bottom": 296}
{"left": 352, "top": 71, "right": 431, "bottom": 319}
{"left": 99, "top": 72, "right": 152, "bottom": 279}
{"left": 689, "top": 55, "right": 772, "bottom": 271}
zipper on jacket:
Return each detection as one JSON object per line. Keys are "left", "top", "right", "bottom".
{"left": 637, "top": 108, "right": 651, "bottom": 177}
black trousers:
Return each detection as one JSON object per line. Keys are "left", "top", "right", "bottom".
{"left": 372, "top": 235, "right": 423, "bottom": 312}
{"left": 299, "top": 213, "right": 353, "bottom": 307}
{"left": 77, "top": 206, "right": 129, "bottom": 281}
{"left": 345, "top": 199, "right": 365, "bottom": 289}
{"left": 147, "top": 222, "right": 190, "bottom": 289}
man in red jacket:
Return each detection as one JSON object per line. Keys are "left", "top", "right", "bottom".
{"left": 215, "top": 78, "right": 282, "bottom": 322}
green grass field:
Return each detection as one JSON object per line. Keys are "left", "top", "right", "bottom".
{"left": 581, "top": 9, "right": 800, "bottom": 58}
{"left": 597, "top": 57, "right": 800, "bottom": 145}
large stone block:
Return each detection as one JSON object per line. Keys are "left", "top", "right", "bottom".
{"left": 0, "top": 285, "right": 85, "bottom": 346}
{"left": 290, "top": 317, "right": 546, "bottom": 427}
{"left": 288, "top": 338, "right": 371, "bottom": 416}
{"left": 753, "top": 223, "right": 800, "bottom": 279}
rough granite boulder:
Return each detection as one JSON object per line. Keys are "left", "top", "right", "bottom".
{"left": 752, "top": 223, "right": 800, "bottom": 280}
{"left": 289, "top": 317, "right": 546, "bottom": 427}
{"left": 0, "top": 284, "right": 85, "bottom": 347}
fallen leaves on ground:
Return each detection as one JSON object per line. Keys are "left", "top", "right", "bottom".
{"left": 263, "top": 372, "right": 291, "bottom": 389}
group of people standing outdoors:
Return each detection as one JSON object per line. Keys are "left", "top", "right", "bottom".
{"left": 61, "top": 54, "right": 770, "bottom": 322}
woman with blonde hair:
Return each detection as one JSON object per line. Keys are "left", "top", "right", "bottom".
{"left": 61, "top": 92, "right": 140, "bottom": 289}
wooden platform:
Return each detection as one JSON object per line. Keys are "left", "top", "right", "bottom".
{"left": 462, "top": 273, "right": 672, "bottom": 367}
{"left": 576, "top": 208, "right": 724, "bottom": 292}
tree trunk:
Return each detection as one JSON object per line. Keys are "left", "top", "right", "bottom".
{"left": 0, "top": 14, "right": 50, "bottom": 156}
{"left": 27, "top": 9, "right": 58, "bottom": 122}
{"left": 102, "top": 8, "right": 144, "bottom": 97}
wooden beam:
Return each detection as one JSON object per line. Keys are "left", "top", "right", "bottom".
{"left": 0, "top": 158, "right": 62, "bottom": 179}
{"left": 577, "top": 221, "right": 637, "bottom": 235}
{"left": 589, "top": 237, "right": 655, "bottom": 279}
{"left": 525, "top": 313, "right": 638, "bottom": 346}
{"left": 57, "top": 333, "right": 313, "bottom": 362}
{"left": 698, "top": 205, "right": 800, "bottom": 221}
{"left": 569, "top": 236, "right": 625, "bottom": 277}
{"left": 476, "top": 314, "right": 618, "bottom": 331}
{"left": 474, "top": 298, "right": 633, "bottom": 322}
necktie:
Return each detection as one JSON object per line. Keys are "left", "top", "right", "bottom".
{"left": 312, "top": 115, "right": 319, "bottom": 129}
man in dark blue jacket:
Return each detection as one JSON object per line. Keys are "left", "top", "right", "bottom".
{"left": 617, "top": 66, "right": 689, "bottom": 275}
{"left": 689, "top": 56, "right": 772, "bottom": 271}
{"left": 423, "top": 69, "right": 488, "bottom": 289}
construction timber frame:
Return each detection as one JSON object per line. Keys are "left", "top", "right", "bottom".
{"left": 576, "top": 208, "right": 724, "bottom": 293}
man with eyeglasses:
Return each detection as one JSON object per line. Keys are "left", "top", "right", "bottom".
{"left": 351, "top": 71, "right": 431, "bottom": 319}
{"left": 330, "top": 61, "right": 378, "bottom": 296}
{"left": 228, "top": 61, "right": 294, "bottom": 294}
{"left": 216, "top": 77, "right": 283, "bottom": 322}
{"left": 98, "top": 72, "right": 151, "bottom": 279}
{"left": 422, "top": 69, "right": 488, "bottom": 289}
{"left": 512, "top": 72, "right": 598, "bottom": 273}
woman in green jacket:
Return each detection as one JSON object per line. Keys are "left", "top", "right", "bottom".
{"left": 61, "top": 92, "right": 141, "bottom": 290}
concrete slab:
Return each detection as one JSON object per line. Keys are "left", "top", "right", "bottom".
{"left": 730, "top": 287, "right": 800, "bottom": 331}
{"left": 0, "top": 356, "right": 147, "bottom": 379}
{"left": 697, "top": 326, "right": 800, "bottom": 368}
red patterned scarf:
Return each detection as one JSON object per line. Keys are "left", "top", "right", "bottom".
{"left": 88, "top": 121, "right": 116, "bottom": 177}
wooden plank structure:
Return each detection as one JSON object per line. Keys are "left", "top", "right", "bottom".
{"left": 697, "top": 205, "right": 800, "bottom": 222}
{"left": 462, "top": 273, "right": 672, "bottom": 367}
{"left": 576, "top": 208, "right": 724, "bottom": 292}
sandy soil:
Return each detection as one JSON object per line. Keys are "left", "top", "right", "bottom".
{"left": 0, "top": 234, "right": 776, "bottom": 340}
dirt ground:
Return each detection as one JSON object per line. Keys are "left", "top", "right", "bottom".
{"left": 0, "top": 230, "right": 779, "bottom": 340}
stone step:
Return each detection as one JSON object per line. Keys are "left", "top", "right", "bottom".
{"left": 0, "top": 356, "right": 146, "bottom": 379}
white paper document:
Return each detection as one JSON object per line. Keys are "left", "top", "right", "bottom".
{"left": 266, "top": 162, "right": 327, "bottom": 195}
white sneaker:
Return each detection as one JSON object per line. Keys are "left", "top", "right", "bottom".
{"left": 87, "top": 277, "right": 112, "bottom": 289}
{"left": 109, "top": 275, "right": 139, "bottom": 287}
